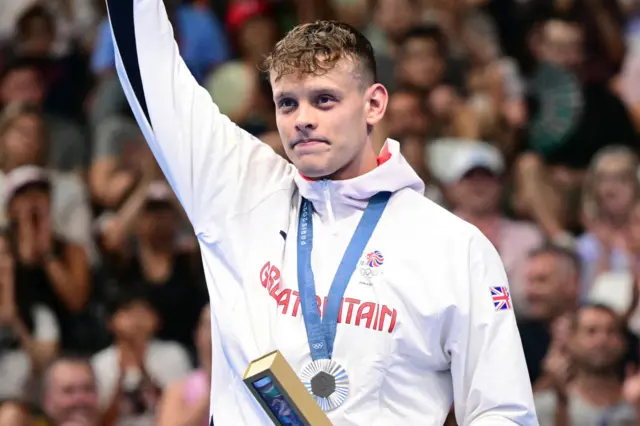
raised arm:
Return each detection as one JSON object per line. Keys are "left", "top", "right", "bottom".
{"left": 105, "top": 0, "right": 293, "bottom": 232}
{"left": 449, "top": 230, "right": 538, "bottom": 425}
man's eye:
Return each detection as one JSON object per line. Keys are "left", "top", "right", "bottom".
{"left": 317, "top": 95, "right": 334, "bottom": 105}
{"left": 278, "top": 99, "right": 296, "bottom": 108}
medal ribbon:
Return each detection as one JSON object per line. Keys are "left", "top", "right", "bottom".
{"left": 297, "top": 191, "right": 391, "bottom": 361}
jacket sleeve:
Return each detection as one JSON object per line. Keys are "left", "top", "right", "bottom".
{"left": 449, "top": 229, "right": 539, "bottom": 426}
{"left": 105, "top": 0, "right": 293, "bottom": 233}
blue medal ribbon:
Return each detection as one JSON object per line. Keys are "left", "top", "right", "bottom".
{"left": 297, "top": 191, "right": 391, "bottom": 361}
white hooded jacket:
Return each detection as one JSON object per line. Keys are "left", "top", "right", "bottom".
{"left": 106, "top": 1, "right": 538, "bottom": 425}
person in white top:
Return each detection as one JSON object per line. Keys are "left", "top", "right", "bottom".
{"left": 105, "top": 1, "right": 537, "bottom": 424}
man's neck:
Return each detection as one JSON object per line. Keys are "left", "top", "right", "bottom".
{"left": 570, "top": 372, "right": 622, "bottom": 407}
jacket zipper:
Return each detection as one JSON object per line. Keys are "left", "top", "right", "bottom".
{"left": 322, "top": 180, "right": 338, "bottom": 234}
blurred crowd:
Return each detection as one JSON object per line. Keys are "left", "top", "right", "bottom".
{"left": 0, "top": 0, "right": 639, "bottom": 425}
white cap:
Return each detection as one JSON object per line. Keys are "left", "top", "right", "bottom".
{"left": 442, "top": 142, "right": 504, "bottom": 183}
{"left": 2, "top": 165, "right": 50, "bottom": 204}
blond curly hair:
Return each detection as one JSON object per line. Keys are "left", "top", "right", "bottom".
{"left": 262, "top": 20, "right": 377, "bottom": 86}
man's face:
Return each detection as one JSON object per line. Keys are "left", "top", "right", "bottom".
{"left": 570, "top": 308, "right": 625, "bottom": 374}
{"left": 397, "top": 38, "right": 445, "bottom": 91}
{"left": 525, "top": 253, "right": 576, "bottom": 321}
{"left": 271, "top": 59, "right": 386, "bottom": 179}
{"left": 43, "top": 362, "right": 99, "bottom": 426}
{"left": 540, "top": 20, "right": 584, "bottom": 71}
{"left": 0, "top": 69, "right": 44, "bottom": 105}
{"left": 1, "top": 113, "right": 45, "bottom": 167}
{"left": 451, "top": 168, "right": 501, "bottom": 214}
{"left": 386, "top": 92, "right": 429, "bottom": 138}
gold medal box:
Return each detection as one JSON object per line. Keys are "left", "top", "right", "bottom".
{"left": 244, "top": 350, "right": 333, "bottom": 426}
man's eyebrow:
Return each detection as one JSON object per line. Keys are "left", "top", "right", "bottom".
{"left": 274, "top": 91, "right": 294, "bottom": 101}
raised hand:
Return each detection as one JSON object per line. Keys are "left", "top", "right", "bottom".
{"left": 33, "top": 196, "right": 53, "bottom": 258}
{"left": 14, "top": 198, "right": 38, "bottom": 265}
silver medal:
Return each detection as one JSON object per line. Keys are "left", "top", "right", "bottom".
{"left": 299, "top": 359, "right": 349, "bottom": 411}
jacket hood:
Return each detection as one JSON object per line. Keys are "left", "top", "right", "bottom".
{"left": 294, "top": 139, "right": 425, "bottom": 221}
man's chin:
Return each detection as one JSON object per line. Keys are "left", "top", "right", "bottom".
{"left": 294, "top": 160, "right": 335, "bottom": 180}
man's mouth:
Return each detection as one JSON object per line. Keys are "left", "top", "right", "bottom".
{"left": 291, "top": 138, "right": 329, "bottom": 148}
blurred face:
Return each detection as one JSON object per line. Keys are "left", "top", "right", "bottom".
{"left": 271, "top": 59, "right": 387, "bottom": 179}
{"left": 137, "top": 205, "right": 178, "bottom": 246}
{"left": 0, "top": 69, "right": 44, "bottom": 105}
{"left": 400, "top": 136, "right": 427, "bottom": 177}
{"left": 374, "top": 0, "right": 415, "bottom": 41}
{"left": 111, "top": 302, "right": 158, "bottom": 341}
{"left": 8, "top": 186, "right": 50, "bottom": 222}
{"left": 386, "top": 92, "right": 429, "bottom": 138}
{"left": 20, "top": 16, "right": 54, "bottom": 56}
{"left": 540, "top": 20, "right": 584, "bottom": 71}
{"left": 593, "top": 154, "right": 637, "bottom": 219}
{"left": 451, "top": 168, "right": 501, "bottom": 215}
{"left": 1, "top": 114, "right": 45, "bottom": 168}
{"left": 397, "top": 38, "right": 445, "bottom": 91}
{"left": 525, "top": 253, "right": 576, "bottom": 321}
{"left": 239, "top": 16, "right": 277, "bottom": 64}
{"left": 570, "top": 307, "right": 625, "bottom": 374}
{"left": 43, "top": 362, "right": 99, "bottom": 426}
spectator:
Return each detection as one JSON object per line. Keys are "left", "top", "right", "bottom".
{"left": 385, "top": 88, "right": 430, "bottom": 140}
{"left": 518, "top": 244, "right": 580, "bottom": 386}
{"left": 41, "top": 355, "right": 101, "bottom": 426}
{"left": 0, "top": 102, "right": 93, "bottom": 257}
{"left": 0, "top": 60, "right": 86, "bottom": 172}
{"left": 445, "top": 142, "right": 543, "bottom": 316}
{"left": 3, "top": 166, "right": 91, "bottom": 346}
{"left": 577, "top": 146, "right": 640, "bottom": 293}
{"left": 535, "top": 304, "right": 637, "bottom": 426}
{"left": 0, "top": 232, "right": 58, "bottom": 401}
{"left": 156, "top": 304, "right": 211, "bottom": 426}
{"left": 92, "top": 285, "right": 192, "bottom": 426}
{"left": 98, "top": 180, "right": 206, "bottom": 353}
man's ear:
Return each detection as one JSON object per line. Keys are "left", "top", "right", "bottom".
{"left": 365, "top": 83, "right": 389, "bottom": 128}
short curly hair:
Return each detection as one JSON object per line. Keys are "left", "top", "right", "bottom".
{"left": 262, "top": 20, "right": 377, "bottom": 86}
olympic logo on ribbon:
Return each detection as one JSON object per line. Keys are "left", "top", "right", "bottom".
{"left": 311, "top": 342, "right": 324, "bottom": 350}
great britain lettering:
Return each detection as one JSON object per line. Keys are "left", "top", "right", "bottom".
{"left": 260, "top": 261, "right": 397, "bottom": 333}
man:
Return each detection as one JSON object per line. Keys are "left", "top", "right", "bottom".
{"left": 534, "top": 304, "right": 637, "bottom": 426}
{"left": 446, "top": 142, "right": 543, "bottom": 317}
{"left": 42, "top": 355, "right": 101, "bottom": 426}
{"left": 518, "top": 245, "right": 581, "bottom": 387}
{"left": 106, "top": 1, "right": 536, "bottom": 424}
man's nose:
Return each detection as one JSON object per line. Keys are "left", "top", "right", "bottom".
{"left": 294, "top": 105, "right": 318, "bottom": 132}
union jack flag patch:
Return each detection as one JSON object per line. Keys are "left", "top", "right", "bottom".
{"left": 490, "top": 286, "right": 512, "bottom": 311}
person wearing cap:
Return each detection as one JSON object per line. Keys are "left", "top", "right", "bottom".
{"left": 96, "top": 177, "right": 206, "bottom": 356}
{"left": 2, "top": 165, "right": 90, "bottom": 341}
{"left": 445, "top": 142, "right": 544, "bottom": 317}
{"left": 0, "top": 101, "right": 93, "bottom": 260}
